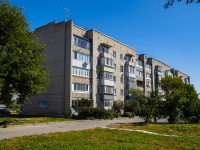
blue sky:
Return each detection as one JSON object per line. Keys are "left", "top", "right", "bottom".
{"left": 11, "top": 0, "right": 200, "bottom": 93}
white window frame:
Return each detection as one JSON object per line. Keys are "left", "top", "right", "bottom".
{"left": 146, "top": 73, "right": 151, "bottom": 79}
{"left": 136, "top": 60, "right": 143, "bottom": 68}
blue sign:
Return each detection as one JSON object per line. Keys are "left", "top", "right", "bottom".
{"left": 38, "top": 102, "right": 49, "bottom": 109}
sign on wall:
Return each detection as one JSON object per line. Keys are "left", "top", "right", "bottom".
{"left": 38, "top": 102, "right": 49, "bottom": 109}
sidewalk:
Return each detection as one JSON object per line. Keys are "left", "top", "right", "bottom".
{"left": 0, "top": 117, "right": 144, "bottom": 140}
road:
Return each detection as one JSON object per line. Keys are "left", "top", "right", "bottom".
{"left": 0, "top": 117, "right": 166, "bottom": 140}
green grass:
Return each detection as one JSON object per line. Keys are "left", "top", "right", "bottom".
{"left": 0, "top": 128, "right": 199, "bottom": 150}
{"left": 109, "top": 123, "right": 200, "bottom": 137}
{"left": 0, "top": 115, "right": 74, "bottom": 126}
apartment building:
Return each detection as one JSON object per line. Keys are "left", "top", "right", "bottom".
{"left": 22, "top": 20, "right": 190, "bottom": 116}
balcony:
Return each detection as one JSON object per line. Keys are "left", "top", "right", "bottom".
{"left": 137, "top": 80, "right": 144, "bottom": 91}
{"left": 100, "top": 52, "right": 113, "bottom": 59}
{"left": 155, "top": 66, "right": 162, "bottom": 75}
{"left": 100, "top": 53, "right": 114, "bottom": 68}
{"left": 100, "top": 94, "right": 114, "bottom": 100}
{"left": 136, "top": 75, "right": 143, "bottom": 81}
{"left": 100, "top": 65, "right": 114, "bottom": 72}
{"left": 126, "top": 61, "right": 134, "bottom": 67}
{"left": 126, "top": 72, "right": 136, "bottom": 78}
{"left": 101, "top": 79, "right": 114, "bottom": 86}
{"left": 126, "top": 83, "right": 136, "bottom": 89}
{"left": 185, "top": 78, "right": 189, "bottom": 84}
{"left": 165, "top": 70, "right": 173, "bottom": 77}
{"left": 137, "top": 86, "right": 144, "bottom": 91}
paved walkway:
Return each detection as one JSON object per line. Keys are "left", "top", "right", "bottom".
{"left": 103, "top": 127, "right": 178, "bottom": 137}
{"left": 0, "top": 117, "right": 167, "bottom": 140}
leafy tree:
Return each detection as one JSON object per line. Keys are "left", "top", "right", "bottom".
{"left": 181, "top": 84, "right": 200, "bottom": 123}
{"left": 125, "top": 88, "right": 145, "bottom": 115}
{"left": 149, "top": 90, "right": 164, "bottom": 123}
{"left": 112, "top": 101, "right": 124, "bottom": 114}
{"left": 128, "top": 88, "right": 162, "bottom": 123}
{"left": 164, "top": 0, "right": 200, "bottom": 8}
{"left": 161, "top": 76, "right": 186, "bottom": 123}
{"left": 161, "top": 76, "right": 200, "bottom": 123}
{"left": 0, "top": 2, "right": 48, "bottom": 108}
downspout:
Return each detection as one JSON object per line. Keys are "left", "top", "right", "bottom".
{"left": 63, "top": 21, "right": 67, "bottom": 116}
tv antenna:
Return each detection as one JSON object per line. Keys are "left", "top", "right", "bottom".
{"left": 63, "top": 7, "right": 70, "bottom": 21}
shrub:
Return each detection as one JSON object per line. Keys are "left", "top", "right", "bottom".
{"left": 188, "top": 116, "right": 199, "bottom": 123}
{"left": 74, "top": 107, "right": 115, "bottom": 120}
{"left": 123, "top": 112, "right": 134, "bottom": 118}
{"left": 112, "top": 101, "right": 124, "bottom": 114}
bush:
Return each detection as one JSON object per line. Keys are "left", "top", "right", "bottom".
{"left": 123, "top": 112, "right": 134, "bottom": 118}
{"left": 74, "top": 107, "right": 115, "bottom": 120}
{"left": 112, "top": 101, "right": 124, "bottom": 114}
{"left": 188, "top": 116, "right": 199, "bottom": 123}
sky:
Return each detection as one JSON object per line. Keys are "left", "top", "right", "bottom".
{"left": 10, "top": 0, "right": 200, "bottom": 93}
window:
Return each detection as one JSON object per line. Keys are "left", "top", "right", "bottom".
{"left": 127, "top": 66, "right": 135, "bottom": 74}
{"left": 97, "top": 87, "right": 101, "bottom": 93}
{"left": 120, "top": 77, "right": 124, "bottom": 83}
{"left": 121, "top": 89, "right": 124, "bottom": 95}
{"left": 185, "top": 78, "right": 189, "bottom": 84}
{"left": 73, "top": 83, "right": 89, "bottom": 92}
{"left": 114, "top": 64, "right": 116, "bottom": 70}
{"left": 114, "top": 89, "right": 116, "bottom": 95}
{"left": 102, "top": 72, "right": 113, "bottom": 80}
{"left": 73, "top": 36, "right": 91, "bottom": 50}
{"left": 146, "top": 91, "right": 151, "bottom": 97}
{"left": 129, "top": 77, "right": 136, "bottom": 83}
{"left": 72, "top": 67, "right": 91, "bottom": 78}
{"left": 165, "top": 70, "right": 172, "bottom": 76}
{"left": 120, "top": 54, "right": 123, "bottom": 60}
{"left": 102, "top": 47, "right": 108, "bottom": 53}
{"left": 120, "top": 66, "right": 124, "bottom": 72}
{"left": 146, "top": 82, "right": 151, "bottom": 88}
{"left": 105, "top": 58, "right": 114, "bottom": 67}
{"left": 97, "top": 73, "right": 100, "bottom": 79}
{"left": 146, "top": 73, "right": 151, "bottom": 79}
{"left": 157, "top": 66, "right": 162, "bottom": 73}
{"left": 146, "top": 63, "right": 152, "bottom": 70}
{"left": 102, "top": 86, "right": 114, "bottom": 94}
{"left": 113, "top": 76, "right": 116, "bottom": 83}
{"left": 158, "top": 75, "right": 162, "bottom": 81}
{"left": 125, "top": 56, "right": 133, "bottom": 62}
{"left": 136, "top": 60, "right": 143, "bottom": 67}
{"left": 72, "top": 51, "right": 90, "bottom": 63}
{"left": 136, "top": 70, "right": 143, "bottom": 77}
{"left": 113, "top": 51, "right": 116, "bottom": 58}
{"left": 104, "top": 100, "right": 113, "bottom": 107}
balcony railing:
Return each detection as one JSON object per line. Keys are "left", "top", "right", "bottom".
{"left": 101, "top": 79, "right": 114, "bottom": 86}
{"left": 126, "top": 61, "right": 134, "bottom": 67}
{"left": 100, "top": 52, "right": 113, "bottom": 59}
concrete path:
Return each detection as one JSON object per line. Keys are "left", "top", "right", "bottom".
{"left": 0, "top": 117, "right": 167, "bottom": 140}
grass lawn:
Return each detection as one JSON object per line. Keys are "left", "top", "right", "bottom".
{"left": 0, "top": 115, "right": 74, "bottom": 126}
{"left": 109, "top": 123, "right": 200, "bottom": 137}
{"left": 0, "top": 128, "right": 199, "bottom": 150}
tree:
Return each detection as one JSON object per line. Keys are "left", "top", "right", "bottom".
{"left": 125, "top": 88, "right": 145, "bottom": 115}
{"left": 161, "top": 76, "right": 185, "bottom": 123}
{"left": 112, "top": 101, "right": 124, "bottom": 114}
{"left": 161, "top": 76, "right": 200, "bottom": 123}
{"left": 128, "top": 88, "right": 162, "bottom": 123}
{"left": 181, "top": 84, "right": 200, "bottom": 123}
{"left": 0, "top": 2, "right": 48, "bottom": 108}
{"left": 164, "top": 0, "right": 200, "bottom": 8}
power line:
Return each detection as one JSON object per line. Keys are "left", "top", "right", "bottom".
{"left": 136, "top": 50, "right": 200, "bottom": 65}
{"left": 126, "top": 41, "right": 191, "bottom": 52}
